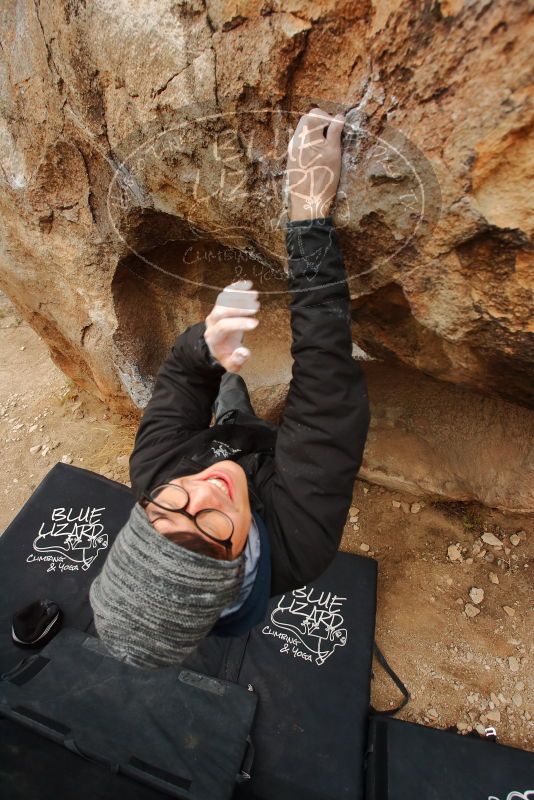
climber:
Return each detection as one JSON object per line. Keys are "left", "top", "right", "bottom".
{"left": 89, "top": 107, "right": 370, "bottom": 669}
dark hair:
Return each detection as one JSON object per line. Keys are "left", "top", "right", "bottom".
{"left": 162, "top": 529, "right": 228, "bottom": 561}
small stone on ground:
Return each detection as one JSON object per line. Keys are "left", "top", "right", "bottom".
{"left": 464, "top": 603, "right": 480, "bottom": 618}
{"left": 447, "top": 544, "right": 462, "bottom": 562}
{"left": 469, "top": 587, "right": 484, "bottom": 605}
{"left": 481, "top": 532, "right": 503, "bottom": 548}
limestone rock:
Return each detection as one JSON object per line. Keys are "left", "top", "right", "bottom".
{"left": 481, "top": 532, "right": 504, "bottom": 548}
{"left": 359, "top": 363, "right": 534, "bottom": 512}
{"left": 447, "top": 544, "right": 462, "bottom": 562}
{"left": 469, "top": 587, "right": 484, "bottom": 605}
{"left": 0, "top": 0, "right": 532, "bottom": 511}
{"left": 464, "top": 603, "right": 480, "bottom": 618}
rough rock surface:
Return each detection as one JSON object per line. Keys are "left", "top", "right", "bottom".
{"left": 0, "top": 1, "right": 532, "bottom": 508}
{"left": 359, "top": 362, "right": 534, "bottom": 513}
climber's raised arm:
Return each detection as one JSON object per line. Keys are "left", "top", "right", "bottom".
{"left": 129, "top": 283, "right": 259, "bottom": 497}
{"left": 260, "top": 108, "right": 371, "bottom": 594}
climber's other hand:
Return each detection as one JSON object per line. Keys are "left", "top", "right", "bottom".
{"left": 204, "top": 280, "right": 259, "bottom": 373}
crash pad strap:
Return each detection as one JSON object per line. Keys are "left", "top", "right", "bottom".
{"left": 369, "top": 642, "right": 410, "bottom": 716}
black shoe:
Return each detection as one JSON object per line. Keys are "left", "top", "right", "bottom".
{"left": 212, "top": 373, "right": 256, "bottom": 423}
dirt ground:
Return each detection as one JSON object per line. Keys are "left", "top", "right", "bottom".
{"left": 1, "top": 291, "right": 532, "bottom": 752}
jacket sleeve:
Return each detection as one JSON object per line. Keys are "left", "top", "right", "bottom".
{"left": 263, "top": 216, "right": 370, "bottom": 595}
{"left": 129, "top": 321, "right": 225, "bottom": 498}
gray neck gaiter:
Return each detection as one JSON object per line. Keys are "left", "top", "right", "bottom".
{"left": 89, "top": 502, "right": 245, "bottom": 669}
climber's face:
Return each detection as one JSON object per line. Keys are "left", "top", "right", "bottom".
{"left": 142, "top": 460, "right": 252, "bottom": 559}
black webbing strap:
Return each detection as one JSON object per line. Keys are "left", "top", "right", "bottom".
{"left": 366, "top": 717, "right": 389, "bottom": 800}
{"left": 223, "top": 630, "right": 252, "bottom": 684}
{"left": 3, "top": 655, "right": 50, "bottom": 686}
{"left": 369, "top": 642, "right": 410, "bottom": 716}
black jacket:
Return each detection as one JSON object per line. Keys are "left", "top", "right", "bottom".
{"left": 129, "top": 216, "right": 370, "bottom": 596}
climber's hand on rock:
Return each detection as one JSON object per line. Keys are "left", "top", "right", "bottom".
{"left": 286, "top": 107, "right": 345, "bottom": 222}
{"left": 204, "top": 279, "right": 259, "bottom": 373}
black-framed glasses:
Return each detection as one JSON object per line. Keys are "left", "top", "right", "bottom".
{"left": 140, "top": 483, "right": 234, "bottom": 561}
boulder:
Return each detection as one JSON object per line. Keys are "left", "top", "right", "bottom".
{"left": 358, "top": 362, "right": 534, "bottom": 513}
{"left": 0, "top": 0, "right": 532, "bottom": 508}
